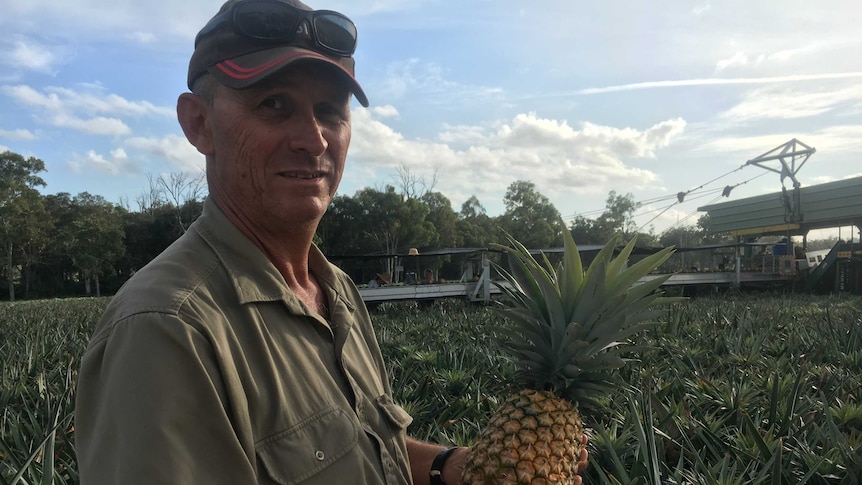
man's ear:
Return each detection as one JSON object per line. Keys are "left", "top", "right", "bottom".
{"left": 177, "top": 93, "right": 215, "bottom": 156}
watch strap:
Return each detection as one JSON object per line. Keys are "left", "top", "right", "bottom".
{"left": 429, "top": 446, "right": 459, "bottom": 485}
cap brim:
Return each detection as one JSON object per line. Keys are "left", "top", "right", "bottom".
{"left": 207, "top": 46, "right": 369, "bottom": 107}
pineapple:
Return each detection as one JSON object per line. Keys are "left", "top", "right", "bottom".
{"left": 462, "top": 228, "right": 677, "bottom": 484}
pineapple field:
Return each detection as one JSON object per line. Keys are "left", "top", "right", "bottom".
{"left": 2, "top": 293, "right": 861, "bottom": 484}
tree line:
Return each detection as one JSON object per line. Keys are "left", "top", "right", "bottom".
{"left": 2, "top": 150, "right": 725, "bottom": 301}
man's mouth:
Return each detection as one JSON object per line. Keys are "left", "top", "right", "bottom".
{"left": 284, "top": 172, "right": 324, "bottom": 179}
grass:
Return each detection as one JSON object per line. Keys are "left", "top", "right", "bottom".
{"left": 2, "top": 294, "right": 861, "bottom": 483}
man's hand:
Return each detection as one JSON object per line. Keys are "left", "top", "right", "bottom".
{"left": 409, "top": 433, "right": 589, "bottom": 485}
{"left": 573, "top": 433, "right": 589, "bottom": 485}
{"left": 444, "top": 434, "right": 588, "bottom": 484}
{"left": 441, "top": 446, "right": 469, "bottom": 484}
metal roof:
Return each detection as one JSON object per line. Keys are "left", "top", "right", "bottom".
{"left": 698, "top": 176, "right": 862, "bottom": 236}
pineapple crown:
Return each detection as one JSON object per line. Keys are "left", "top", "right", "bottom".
{"left": 490, "top": 225, "right": 680, "bottom": 410}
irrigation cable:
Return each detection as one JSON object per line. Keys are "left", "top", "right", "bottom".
{"left": 565, "top": 162, "right": 763, "bottom": 229}
{"left": 655, "top": 171, "right": 774, "bottom": 232}
{"left": 672, "top": 164, "right": 747, "bottom": 204}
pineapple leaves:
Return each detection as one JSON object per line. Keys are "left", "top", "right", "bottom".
{"left": 558, "top": 226, "right": 585, "bottom": 316}
{"left": 492, "top": 223, "right": 679, "bottom": 402}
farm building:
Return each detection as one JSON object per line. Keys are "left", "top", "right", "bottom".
{"left": 699, "top": 176, "right": 862, "bottom": 293}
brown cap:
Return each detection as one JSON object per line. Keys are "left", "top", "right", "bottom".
{"left": 187, "top": 0, "right": 369, "bottom": 106}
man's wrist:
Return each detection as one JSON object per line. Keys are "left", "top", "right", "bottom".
{"left": 429, "top": 446, "right": 460, "bottom": 485}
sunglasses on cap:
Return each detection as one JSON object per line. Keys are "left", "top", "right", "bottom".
{"left": 195, "top": 0, "right": 358, "bottom": 57}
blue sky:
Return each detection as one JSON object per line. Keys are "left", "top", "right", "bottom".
{"left": 2, "top": 0, "right": 860, "bottom": 237}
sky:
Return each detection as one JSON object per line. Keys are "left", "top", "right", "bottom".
{"left": 2, "top": 0, "right": 861, "bottom": 239}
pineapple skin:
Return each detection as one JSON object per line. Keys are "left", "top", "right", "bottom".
{"left": 462, "top": 389, "right": 584, "bottom": 484}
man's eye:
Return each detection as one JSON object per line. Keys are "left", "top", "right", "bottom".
{"left": 260, "top": 97, "right": 284, "bottom": 110}
{"left": 317, "top": 104, "right": 346, "bottom": 120}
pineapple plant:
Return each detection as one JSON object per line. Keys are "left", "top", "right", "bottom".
{"left": 461, "top": 228, "right": 678, "bottom": 484}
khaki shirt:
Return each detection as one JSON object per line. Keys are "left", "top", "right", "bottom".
{"left": 75, "top": 198, "right": 413, "bottom": 484}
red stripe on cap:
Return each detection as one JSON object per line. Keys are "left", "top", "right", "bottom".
{"left": 216, "top": 51, "right": 334, "bottom": 80}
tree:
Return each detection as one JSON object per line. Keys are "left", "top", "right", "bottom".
{"left": 571, "top": 191, "right": 641, "bottom": 245}
{"left": 457, "top": 196, "right": 500, "bottom": 248}
{"left": 318, "top": 194, "right": 364, "bottom": 257}
{"left": 350, "top": 186, "right": 436, "bottom": 255}
{"left": 116, "top": 201, "right": 198, "bottom": 279}
{"left": 499, "top": 181, "right": 561, "bottom": 249}
{"left": 14, "top": 191, "right": 51, "bottom": 298}
{"left": 659, "top": 225, "right": 707, "bottom": 271}
{"left": 66, "top": 193, "right": 126, "bottom": 297}
{"left": 393, "top": 162, "right": 438, "bottom": 200}
{"left": 460, "top": 195, "right": 485, "bottom": 219}
{"left": 38, "top": 193, "right": 77, "bottom": 297}
{"left": 132, "top": 172, "right": 206, "bottom": 233}
{"left": 696, "top": 213, "right": 732, "bottom": 246}
{"left": 319, "top": 186, "right": 437, "bottom": 282}
{"left": 421, "top": 191, "right": 460, "bottom": 248}
{"left": 0, "top": 151, "right": 47, "bottom": 300}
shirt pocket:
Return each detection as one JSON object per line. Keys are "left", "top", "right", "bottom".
{"left": 257, "top": 406, "right": 359, "bottom": 485}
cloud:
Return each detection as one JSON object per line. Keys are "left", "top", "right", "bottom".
{"left": 692, "top": 4, "right": 711, "bottom": 16}
{"left": 349, "top": 109, "right": 686, "bottom": 210}
{"left": 715, "top": 52, "right": 748, "bottom": 72}
{"left": 125, "top": 134, "right": 205, "bottom": 173}
{"left": 127, "top": 32, "right": 157, "bottom": 44}
{"left": 69, "top": 137, "right": 204, "bottom": 177}
{"left": 70, "top": 148, "right": 138, "bottom": 175}
{"left": 3, "top": 85, "right": 173, "bottom": 118}
{"left": 574, "top": 72, "right": 862, "bottom": 95}
{"left": 807, "top": 125, "right": 862, "bottom": 154}
{"left": 700, "top": 124, "right": 862, "bottom": 156}
{"left": 438, "top": 124, "right": 490, "bottom": 146}
{"left": 1, "top": 84, "right": 173, "bottom": 136}
{"left": 0, "top": 128, "right": 36, "bottom": 140}
{"left": 1, "top": 0, "right": 215, "bottom": 40}
{"left": 52, "top": 114, "right": 131, "bottom": 135}
{"left": 0, "top": 39, "right": 57, "bottom": 74}
{"left": 719, "top": 85, "right": 862, "bottom": 122}
{"left": 714, "top": 41, "right": 855, "bottom": 75}
{"left": 371, "top": 105, "right": 399, "bottom": 119}
{"left": 378, "top": 59, "right": 503, "bottom": 104}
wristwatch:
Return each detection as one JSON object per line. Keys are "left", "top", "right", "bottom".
{"left": 429, "top": 446, "right": 459, "bottom": 485}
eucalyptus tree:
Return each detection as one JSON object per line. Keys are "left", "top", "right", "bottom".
{"left": 319, "top": 186, "right": 436, "bottom": 282}
{"left": 457, "top": 195, "right": 500, "bottom": 248}
{"left": 65, "top": 192, "right": 126, "bottom": 297}
{"left": 420, "top": 191, "right": 460, "bottom": 249}
{"left": 499, "top": 180, "right": 562, "bottom": 249}
{"left": 0, "top": 150, "right": 47, "bottom": 300}
{"left": 571, "top": 191, "right": 642, "bottom": 245}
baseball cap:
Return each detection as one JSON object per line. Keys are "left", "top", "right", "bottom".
{"left": 187, "top": 0, "right": 369, "bottom": 107}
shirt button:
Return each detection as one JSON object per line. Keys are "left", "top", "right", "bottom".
{"left": 315, "top": 450, "right": 325, "bottom": 461}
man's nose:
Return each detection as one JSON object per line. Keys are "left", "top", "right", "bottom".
{"left": 288, "top": 113, "right": 328, "bottom": 156}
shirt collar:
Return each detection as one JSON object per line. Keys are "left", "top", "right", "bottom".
{"left": 193, "top": 197, "right": 353, "bottom": 312}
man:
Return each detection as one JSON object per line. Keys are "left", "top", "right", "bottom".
{"left": 75, "top": 1, "right": 584, "bottom": 483}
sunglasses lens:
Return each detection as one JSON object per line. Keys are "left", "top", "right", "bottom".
{"left": 313, "top": 14, "right": 357, "bottom": 55}
{"left": 235, "top": 3, "right": 299, "bottom": 40}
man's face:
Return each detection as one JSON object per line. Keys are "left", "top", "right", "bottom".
{"left": 204, "top": 62, "right": 352, "bottom": 232}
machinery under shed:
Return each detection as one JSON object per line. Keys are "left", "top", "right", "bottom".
{"left": 699, "top": 175, "right": 862, "bottom": 294}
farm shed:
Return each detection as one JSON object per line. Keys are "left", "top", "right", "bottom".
{"left": 699, "top": 176, "right": 862, "bottom": 293}
{"left": 698, "top": 176, "right": 862, "bottom": 238}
